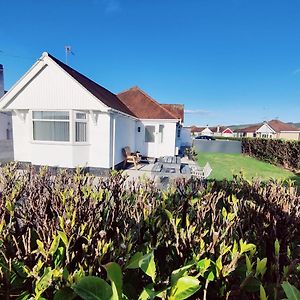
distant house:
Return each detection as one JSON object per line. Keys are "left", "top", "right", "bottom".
{"left": 0, "top": 64, "right": 12, "bottom": 140}
{"left": 235, "top": 120, "right": 300, "bottom": 140}
{"left": 190, "top": 125, "right": 234, "bottom": 137}
{"left": 0, "top": 52, "right": 184, "bottom": 170}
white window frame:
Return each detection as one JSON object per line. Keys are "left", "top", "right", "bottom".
{"left": 31, "top": 110, "right": 71, "bottom": 144}
{"left": 30, "top": 110, "right": 90, "bottom": 145}
{"left": 74, "top": 111, "right": 89, "bottom": 144}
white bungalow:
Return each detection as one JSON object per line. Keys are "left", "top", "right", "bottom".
{"left": 0, "top": 52, "right": 184, "bottom": 172}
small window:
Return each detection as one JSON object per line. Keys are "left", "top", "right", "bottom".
{"left": 145, "top": 125, "right": 155, "bottom": 143}
{"left": 137, "top": 126, "right": 141, "bottom": 133}
{"left": 159, "top": 125, "right": 164, "bottom": 143}
{"left": 75, "top": 112, "right": 87, "bottom": 142}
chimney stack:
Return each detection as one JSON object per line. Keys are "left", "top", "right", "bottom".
{"left": 0, "top": 64, "right": 4, "bottom": 98}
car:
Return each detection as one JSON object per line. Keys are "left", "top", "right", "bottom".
{"left": 194, "top": 135, "right": 216, "bottom": 140}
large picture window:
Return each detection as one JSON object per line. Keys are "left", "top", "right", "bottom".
{"left": 33, "top": 111, "right": 70, "bottom": 142}
{"left": 145, "top": 125, "right": 155, "bottom": 143}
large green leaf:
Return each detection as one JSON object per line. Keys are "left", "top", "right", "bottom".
{"left": 171, "top": 263, "right": 194, "bottom": 285}
{"left": 139, "top": 252, "right": 156, "bottom": 283}
{"left": 72, "top": 276, "right": 113, "bottom": 300}
{"left": 282, "top": 281, "right": 300, "bottom": 300}
{"left": 54, "top": 287, "right": 77, "bottom": 300}
{"left": 125, "top": 252, "right": 143, "bottom": 269}
{"left": 170, "top": 276, "right": 200, "bottom": 300}
{"left": 105, "top": 262, "right": 123, "bottom": 300}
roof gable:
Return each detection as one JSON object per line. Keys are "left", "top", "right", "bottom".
{"left": 117, "top": 86, "right": 180, "bottom": 120}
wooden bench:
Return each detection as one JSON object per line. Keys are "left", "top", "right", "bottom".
{"left": 122, "top": 146, "right": 141, "bottom": 169}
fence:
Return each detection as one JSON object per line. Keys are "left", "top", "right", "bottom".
{"left": 193, "top": 139, "right": 242, "bottom": 154}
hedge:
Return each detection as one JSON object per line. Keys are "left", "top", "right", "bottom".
{"left": 242, "top": 138, "right": 300, "bottom": 171}
{"left": 1, "top": 164, "right": 300, "bottom": 299}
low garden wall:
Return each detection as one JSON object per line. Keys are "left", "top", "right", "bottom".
{"left": 242, "top": 138, "right": 300, "bottom": 171}
{"left": 193, "top": 139, "right": 241, "bottom": 154}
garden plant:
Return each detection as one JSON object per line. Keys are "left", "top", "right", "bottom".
{"left": 0, "top": 163, "right": 300, "bottom": 299}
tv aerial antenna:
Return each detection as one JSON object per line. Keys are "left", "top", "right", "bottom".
{"left": 65, "top": 46, "right": 74, "bottom": 65}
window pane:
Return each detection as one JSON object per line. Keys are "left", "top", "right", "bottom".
{"left": 145, "top": 126, "right": 155, "bottom": 143}
{"left": 33, "top": 111, "right": 69, "bottom": 120}
{"left": 33, "top": 121, "right": 69, "bottom": 141}
{"left": 76, "top": 122, "right": 87, "bottom": 142}
{"left": 159, "top": 125, "right": 164, "bottom": 143}
{"left": 76, "top": 112, "right": 87, "bottom": 120}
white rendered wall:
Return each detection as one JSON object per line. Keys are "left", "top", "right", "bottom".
{"left": 136, "top": 120, "right": 177, "bottom": 158}
{"left": 113, "top": 114, "right": 136, "bottom": 166}
{"left": 12, "top": 110, "right": 112, "bottom": 168}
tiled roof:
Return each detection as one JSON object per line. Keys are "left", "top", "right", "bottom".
{"left": 160, "top": 104, "right": 184, "bottom": 122}
{"left": 235, "top": 120, "right": 300, "bottom": 133}
{"left": 117, "top": 86, "right": 180, "bottom": 120}
{"left": 48, "top": 53, "right": 134, "bottom": 116}
{"left": 268, "top": 120, "right": 300, "bottom": 132}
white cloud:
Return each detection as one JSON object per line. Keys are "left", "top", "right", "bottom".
{"left": 185, "top": 109, "right": 211, "bottom": 116}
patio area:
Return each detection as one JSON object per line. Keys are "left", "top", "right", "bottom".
{"left": 123, "top": 155, "right": 212, "bottom": 189}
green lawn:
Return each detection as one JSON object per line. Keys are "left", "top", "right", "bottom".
{"left": 198, "top": 152, "right": 300, "bottom": 185}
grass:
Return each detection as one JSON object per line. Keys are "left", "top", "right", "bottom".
{"left": 198, "top": 152, "right": 300, "bottom": 185}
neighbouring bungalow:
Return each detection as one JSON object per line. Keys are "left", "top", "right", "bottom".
{"left": 0, "top": 64, "right": 13, "bottom": 140}
{"left": 235, "top": 120, "right": 300, "bottom": 140}
{"left": 190, "top": 125, "right": 234, "bottom": 137}
{"left": 0, "top": 52, "right": 184, "bottom": 172}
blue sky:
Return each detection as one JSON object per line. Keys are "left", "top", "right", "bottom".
{"left": 1, "top": 0, "right": 300, "bottom": 126}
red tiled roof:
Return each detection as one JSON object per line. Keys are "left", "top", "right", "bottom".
{"left": 268, "top": 120, "right": 300, "bottom": 132}
{"left": 160, "top": 104, "right": 184, "bottom": 122}
{"left": 48, "top": 54, "right": 134, "bottom": 116}
{"left": 235, "top": 120, "right": 300, "bottom": 133}
{"left": 117, "top": 86, "right": 180, "bottom": 120}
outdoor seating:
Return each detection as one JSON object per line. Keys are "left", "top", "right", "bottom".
{"left": 122, "top": 146, "right": 141, "bottom": 170}
{"left": 190, "top": 162, "right": 212, "bottom": 179}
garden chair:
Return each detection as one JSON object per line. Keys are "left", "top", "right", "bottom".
{"left": 122, "top": 146, "right": 141, "bottom": 170}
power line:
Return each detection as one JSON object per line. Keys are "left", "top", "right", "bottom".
{"left": 0, "top": 50, "right": 36, "bottom": 61}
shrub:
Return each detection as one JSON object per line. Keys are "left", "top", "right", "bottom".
{"left": 0, "top": 164, "right": 299, "bottom": 299}
{"left": 242, "top": 138, "right": 300, "bottom": 171}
